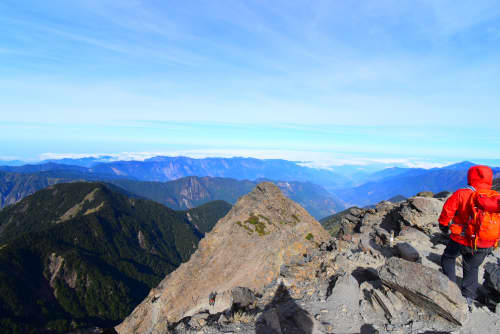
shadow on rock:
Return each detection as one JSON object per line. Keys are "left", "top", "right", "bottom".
{"left": 360, "top": 323, "right": 378, "bottom": 334}
{"left": 352, "top": 267, "right": 380, "bottom": 286}
{"left": 256, "top": 282, "right": 315, "bottom": 334}
{"left": 426, "top": 252, "right": 442, "bottom": 267}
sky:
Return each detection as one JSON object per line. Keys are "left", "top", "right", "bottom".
{"left": 1, "top": 1, "right": 500, "bottom": 167}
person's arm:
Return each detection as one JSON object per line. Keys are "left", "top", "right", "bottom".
{"left": 438, "top": 191, "right": 461, "bottom": 232}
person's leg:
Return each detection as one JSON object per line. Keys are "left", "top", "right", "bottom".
{"left": 461, "top": 247, "right": 491, "bottom": 299}
{"left": 441, "top": 239, "right": 461, "bottom": 283}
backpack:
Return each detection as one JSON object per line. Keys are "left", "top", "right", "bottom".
{"left": 466, "top": 188, "right": 500, "bottom": 249}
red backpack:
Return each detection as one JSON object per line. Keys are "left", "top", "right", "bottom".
{"left": 466, "top": 188, "right": 500, "bottom": 249}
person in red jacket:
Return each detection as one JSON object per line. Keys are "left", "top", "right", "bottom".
{"left": 438, "top": 165, "right": 494, "bottom": 309}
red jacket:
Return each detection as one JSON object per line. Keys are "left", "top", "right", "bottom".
{"left": 438, "top": 165, "right": 494, "bottom": 248}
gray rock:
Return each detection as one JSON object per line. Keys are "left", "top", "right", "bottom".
{"left": 344, "top": 213, "right": 361, "bottom": 224}
{"left": 397, "top": 197, "right": 443, "bottom": 233}
{"left": 322, "top": 272, "right": 362, "bottom": 333}
{"left": 372, "top": 289, "right": 399, "bottom": 320}
{"left": 395, "top": 242, "right": 421, "bottom": 263}
{"left": 231, "top": 287, "right": 256, "bottom": 309}
{"left": 376, "top": 201, "right": 395, "bottom": 212}
{"left": 262, "top": 308, "right": 281, "bottom": 334}
{"left": 379, "top": 257, "right": 468, "bottom": 326}
{"left": 174, "top": 321, "right": 186, "bottom": 332}
{"left": 348, "top": 207, "right": 365, "bottom": 217}
{"left": 416, "top": 191, "right": 434, "bottom": 198}
{"left": 218, "top": 313, "right": 229, "bottom": 324}
{"left": 484, "top": 262, "right": 500, "bottom": 294}
{"left": 359, "top": 298, "right": 386, "bottom": 326}
{"left": 293, "top": 310, "right": 325, "bottom": 334}
{"left": 189, "top": 313, "right": 209, "bottom": 328}
{"left": 398, "top": 226, "right": 429, "bottom": 242}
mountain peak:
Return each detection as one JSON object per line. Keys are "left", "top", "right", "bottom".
{"left": 116, "top": 183, "right": 330, "bottom": 333}
{"left": 443, "top": 161, "right": 476, "bottom": 170}
{"left": 254, "top": 181, "right": 281, "bottom": 194}
{"left": 246, "top": 181, "right": 285, "bottom": 200}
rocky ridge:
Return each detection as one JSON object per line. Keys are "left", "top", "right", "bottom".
{"left": 116, "top": 187, "right": 500, "bottom": 334}
{"left": 116, "top": 182, "right": 330, "bottom": 333}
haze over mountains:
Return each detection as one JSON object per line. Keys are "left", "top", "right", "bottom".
{"left": 1, "top": 157, "right": 498, "bottom": 213}
{"left": 337, "top": 161, "right": 500, "bottom": 207}
{"left": 0, "top": 170, "right": 343, "bottom": 219}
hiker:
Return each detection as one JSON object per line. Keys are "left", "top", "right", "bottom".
{"left": 438, "top": 165, "right": 499, "bottom": 309}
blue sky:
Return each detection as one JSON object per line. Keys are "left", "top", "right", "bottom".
{"left": 1, "top": 1, "right": 500, "bottom": 167}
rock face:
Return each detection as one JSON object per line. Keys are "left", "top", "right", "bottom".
{"left": 114, "top": 187, "right": 500, "bottom": 334}
{"left": 485, "top": 262, "right": 500, "bottom": 294}
{"left": 320, "top": 272, "right": 362, "bottom": 333}
{"left": 379, "top": 257, "right": 468, "bottom": 325}
{"left": 396, "top": 196, "right": 443, "bottom": 233}
{"left": 115, "top": 182, "right": 330, "bottom": 334}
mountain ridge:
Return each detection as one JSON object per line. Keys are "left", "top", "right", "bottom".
{"left": 0, "top": 182, "right": 230, "bottom": 333}
{"left": 0, "top": 172, "right": 343, "bottom": 219}
{"left": 116, "top": 182, "right": 330, "bottom": 333}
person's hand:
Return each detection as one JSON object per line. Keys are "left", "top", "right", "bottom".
{"left": 439, "top": 224, "right": 449, "bottom": 235}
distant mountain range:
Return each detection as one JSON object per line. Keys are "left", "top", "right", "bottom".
{"left": 90, "top": 156, "right": 354, "bottom": 189}
{"left": 0, "top": 168, "right": 127, "bottom": 208}
{"left": 0, "top": 169, "right": 343, "bottom": 219}
{"left": 0, "top": 156, "right": 353, "bottom": 188}
{"left": 0, "top": 182, "right": 230, "bottom": 333}
{"left": 1, "top": 157, "right": 499, "bottom": 211}
{"left": 336, "top": 161, "right": 500, "bottom": 207}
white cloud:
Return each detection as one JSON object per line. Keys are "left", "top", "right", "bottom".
{"left": 39, "top": 150, "right": 449, "bottom": 170}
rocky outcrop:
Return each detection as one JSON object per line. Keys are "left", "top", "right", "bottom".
{"left": 115, "top": 182, "right": 330, "bottom": 333}
{"left": 318, "top": 272, "right": 362, "bottom": 333}
{"left": 395, "top": 196, "right": 443, "bottom": 234}
{"left": 379, "top": 257, "right": 468, "bottom": 325}
{"left": 485, "top": 262, "right": 500, "bottom": 294}
{"left": 114, "top": 187, "right": 500, "bottom": 334}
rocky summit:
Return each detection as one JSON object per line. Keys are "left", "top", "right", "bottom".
{"left": 116, "top": 182, "right": 330, "bottom": 333}
{"left": 116, "top": 188, "right": 500, "bottom": 334}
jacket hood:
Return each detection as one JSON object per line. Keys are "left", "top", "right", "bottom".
{"left": 467, "top": 165, "right": 493, "bottom": 190}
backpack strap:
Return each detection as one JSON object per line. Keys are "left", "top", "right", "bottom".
{"left": 466, "top": 187, "right": 479, "bottom": 250}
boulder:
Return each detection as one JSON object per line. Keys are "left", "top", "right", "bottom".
{"left": 395, "top": 242, "right": 421, "bottom": 263}
{"left": 484, "top": 262, "right": 500, "bottom": 294}
{"left": 398, "top": 226, "right": 431, "bottom": 245}
{"left": 188, "top": 312, "right": 209, "bottom": 328}
{"left": 375, "top": 201, "right": 395, "bottom": 213}
{"left": 379, "top": 257, "right": 468, "bottom": 326}
{"left": 396, "top": 197, "right": 443, "bottom": 233}
{"left": 231, "top": 287, "right": 256, "bottom": 309}
{"left": 416, "top": 191, "right": 434, "bottom": 198}
{"left": 321, "top": 272, "right": 362, "bottom": 333}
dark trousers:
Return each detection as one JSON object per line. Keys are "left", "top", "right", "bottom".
{"left": 441, "top": 239, "right": 491, "bottom": 299}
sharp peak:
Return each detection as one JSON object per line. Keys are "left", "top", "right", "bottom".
{"left": 249, "top": 182, "right": 284, "bottom": 197}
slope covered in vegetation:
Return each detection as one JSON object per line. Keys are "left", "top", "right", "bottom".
{"left": 0, "top": 182, "right": 229, "bottom": 333}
